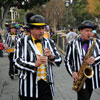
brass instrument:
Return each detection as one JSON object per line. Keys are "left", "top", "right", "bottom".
{"left": 72, "top": 38, "right": 96, "bottom": 92}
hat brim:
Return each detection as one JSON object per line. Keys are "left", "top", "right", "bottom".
{"left": 10, "top": 27, "right": 16, "bottom": 29}
{"left": 28, "top": 23, "right": 46, "bottom": 27}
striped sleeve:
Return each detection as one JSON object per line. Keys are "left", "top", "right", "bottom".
{"left": 14, "top": 38, "right": 36, "bottom": 73}
{"left": 48, "top": 39, "right": 62, "bottom": 67}
{"left": 93, "top": 39, "right": 100, "bottom": 66}
{"left": 64, "top": 43, "right": 73, "bottom": 76}
{"left": 5, "top": 34, "right": 10, "bottom": 46}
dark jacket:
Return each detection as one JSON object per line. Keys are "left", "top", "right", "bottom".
{"left": 14, "top": 35, "right": 62, "bottom": 98}
{"left": 65, "top": 37, "right": 100, "bottom": 89}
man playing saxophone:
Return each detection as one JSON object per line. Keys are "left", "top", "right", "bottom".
{"left": 65, "top": 20, "right": 100, "bottom": 100}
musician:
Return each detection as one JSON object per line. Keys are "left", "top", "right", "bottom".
{"left": 5, "top": 23, "right": 19, "bottom": 79}
{"left": 43, "top": 25, "right": 50, "bottom": 39}
{"left": 18, "top": 27, "right": 25, "bottom": 39}
{"left": 14, "top": 14, "right": 62, "bottom": 100}
{"left": 23, "top": 25, "right": 30, "bottom": 36}
{"left": 64, "top": 20, "right": 100, "bottom": 100}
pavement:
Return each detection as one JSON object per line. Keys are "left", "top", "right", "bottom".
{"left": 0, "top": 53, "right": 100, "bottom": 100}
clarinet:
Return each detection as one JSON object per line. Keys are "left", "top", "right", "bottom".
{"left": 42, "top": 38, "right": 51, "bottom": 84}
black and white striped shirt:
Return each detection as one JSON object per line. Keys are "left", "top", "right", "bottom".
{"left": 14, "top": 35, "right": 62, "bottom": 98}
{"left": 65, "top": 37, "right": 100, "bottom": 89}
{"left": 5, "top": 32, "right": 19, "bottom": 50}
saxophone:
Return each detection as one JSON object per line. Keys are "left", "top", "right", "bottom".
{"left": 72, "top": 38, "right": 96, "bottom": 92}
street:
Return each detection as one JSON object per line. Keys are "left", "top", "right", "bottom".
{"left": 0, "top": 53, "right": 100, "bottom": 100}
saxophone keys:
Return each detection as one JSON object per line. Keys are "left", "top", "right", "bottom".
{"left": 72, "top": 85, "right": 78, "bottom": 90}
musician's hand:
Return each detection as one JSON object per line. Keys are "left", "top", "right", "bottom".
{"left": 72, "top": 72, "right": 78, "bottom": 81}
{"left": 44, "top": 48, "right": 54, "bottom": 60}
{"left": 5, "top": 45, "right": 8, "bottom": 49}
{"left": 35, "top": 56, "right": 47, "bottom": 67}
{"left": 87, "top": 56, "right": 95, "bottom": 65}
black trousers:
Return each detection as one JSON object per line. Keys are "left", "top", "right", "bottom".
{"left": 0, "top": 50, "right": 3, "bottom": 57}
{"left": 20, "top": 79, "right": 53, "bottom": 100}
{"left": 77, "top": 79, "right": 93, "bottom": 100}
{"left": 8, "top": 53, "right": 18, "bottom": 75}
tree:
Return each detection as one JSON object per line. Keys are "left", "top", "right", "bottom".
{"left": 15, "top": 9, "right": 26, "bottom": 23}
{"left": 86, "top": 0, "right": 100, "bottom": 30}
{"left": 87, "top": 0, "right": 100, "bottom": 16}
{"left": 35, "top": 0, "right": 94, "bottom": 30}
{"left": 0, "top": 0, "right": 50, "bottom": 29}
{"left": 32, "top": 0, "right": 66, "bottom": 30}
{"left": 69, "top": 0, "right": 94, "bottom": 28}
{"left": 0, "top": 0, "right": 17, "bottom": 28}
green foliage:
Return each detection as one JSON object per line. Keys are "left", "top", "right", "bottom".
{"left": 15, "top": 9, "right": 25, "bottom": 23}
{"left": 18, "top": 0, "right": 50, "bottom": 10}
{"left": 0, "top": 0, "right": 17, "bottom": 6}
{"left": 0, "top": 0, "right": 50, "bottom": 28}
{"left": 68, "top": 0, "right": 94, "bottom": 28}
{"left": 87, "top": 0, "right": 100, "bottom": 16}
{"left": 15, "top": 0, "right": 50, "bottom": 23}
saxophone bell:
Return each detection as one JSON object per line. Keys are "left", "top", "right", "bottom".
{"left": 83, "top": 66, "right": 94, "bottom": 78}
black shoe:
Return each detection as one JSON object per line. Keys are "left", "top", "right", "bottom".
{"left": 10, "top": 74, "right": 14, "bottom": 80}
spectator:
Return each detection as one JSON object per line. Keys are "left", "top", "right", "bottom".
{"left": 43, "top": 25, "right": 50, "bottom": 39}
{"left": 92, "top": 30, "right": 97, "bottom": 38}
{"left": 50, "top": 28, "right": 55, "bottom": 38}
{"left": 66, "top": 27, "right": 77, "bottom": 44}
{"left": 0, "top": 39, "right": 4, "bottom": 57}
{"left": 0, "top": 29, "right": 2, "bottom": 39}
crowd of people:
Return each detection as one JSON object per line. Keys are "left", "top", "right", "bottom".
{"left": 0, "top": 12, "right": 100, "bottom": 100}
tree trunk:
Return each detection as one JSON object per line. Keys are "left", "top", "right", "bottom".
{"left": 1, "top": 5, "right": 10, "bottom": 29}
{"left": 0, "top": 7, "right": 2, "bottom": 29}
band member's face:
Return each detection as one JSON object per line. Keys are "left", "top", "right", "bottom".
{"left": 31, "top": 26, "right": 45, "bottom": 40}
{"left": 80, "top": 28, "right": 93, "bottom": 40}
{"left": 10, "top": 28, "right": 16, "bottom": 33}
